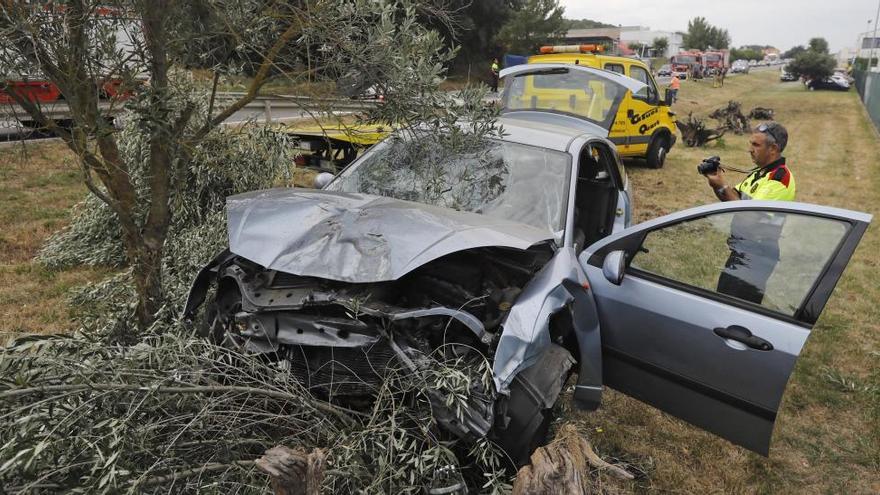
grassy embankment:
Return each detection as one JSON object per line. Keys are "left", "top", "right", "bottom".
{"left": 0, "top": 144, "right": 112, "bottom": 341}
{"left": 0, "top": 69, "right": 877, "bottom": 493}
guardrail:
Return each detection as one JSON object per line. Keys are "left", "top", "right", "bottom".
{"left": 0, "top": 92, "right": 379, "bottom": 126}
{"left": 214, "top": 92, "right": 380, "bottom": 122}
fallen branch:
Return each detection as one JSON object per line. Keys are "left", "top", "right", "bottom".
{"left": 0, "top": 383, "right": 361, "bottom": 426}
{"left": 134, "top": 460, "right": 256, "bottom": 488}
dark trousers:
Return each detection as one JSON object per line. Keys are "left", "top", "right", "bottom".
{"left": 491, "top": 73, "right": 498, "bottom": 92}
{"left": 717, "top": 239, "right": 780, "bottom": 305}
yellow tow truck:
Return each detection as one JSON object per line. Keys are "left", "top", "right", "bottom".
{"left": 523, "top": 45, "right": 677, "bottom": 168}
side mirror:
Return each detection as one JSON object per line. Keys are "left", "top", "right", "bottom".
{"left": 602, "top": 250, "right": 627, "bottom": 285}
{"left": 313, "top": 172, "right": 335, "bottom": 189}
{"left": 664, "top": 88, "right": 673, "bottom": 106}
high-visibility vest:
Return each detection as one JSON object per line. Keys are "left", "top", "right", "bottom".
{"left": 735, "top": 158, "right": 796, "bottom": 201}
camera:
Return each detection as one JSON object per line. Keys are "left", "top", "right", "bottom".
{"left": 697, "top": 156, "right": 722, "bottom": 175}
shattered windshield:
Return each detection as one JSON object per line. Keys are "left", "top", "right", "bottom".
{"left": 327, "top": 136, "right": 571, "bottom": 234}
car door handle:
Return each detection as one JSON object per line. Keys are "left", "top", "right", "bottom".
{"left": 713, "top": 325, "right": 774, "bottom": 351}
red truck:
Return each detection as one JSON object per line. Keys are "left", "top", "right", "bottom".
{"left": 703, "top": 49, "right": 730, "bottom": 74}
{"left": 670, "top": 50, "right": 703, "bottom": 79}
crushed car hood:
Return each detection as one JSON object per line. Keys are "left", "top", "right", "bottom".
{"left": 226, "top": 188, "right": 555, "bottom": 283}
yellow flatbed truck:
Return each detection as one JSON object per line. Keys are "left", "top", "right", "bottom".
{"left": 278, "top": 123, "right": 390, "bottom": 172}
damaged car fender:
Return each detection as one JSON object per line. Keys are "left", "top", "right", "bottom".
{"left": 493, "top": 247, "right": 603, "bottom": 409}
{"left": 181, "top": 248, "right": 235, "bottom": 322}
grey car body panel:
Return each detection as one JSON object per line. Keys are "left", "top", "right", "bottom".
{"left": 579, "top": 200, "right": 871, "bottom": 455}
{"left": 501, "top": 111, "right": 612, "bottom": 139}
{"left": 493, "top": 247, "right": 587, "bottom": 394}
{"left": 492, "top": 116, "right": 590, "bottom": 152}
{"left": 226, "top": 188, "right": 554, "bottom": 283}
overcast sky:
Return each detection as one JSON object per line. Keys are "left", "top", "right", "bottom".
{"left": 559, "top": 0, "right": 878, "bottom": 52}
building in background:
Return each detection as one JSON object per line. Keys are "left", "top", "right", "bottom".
{"left": 856, "top": 30, "right": 880, "bottom": 62}
{"left": 563, "top": 26, "right": 683, "bottom": 58}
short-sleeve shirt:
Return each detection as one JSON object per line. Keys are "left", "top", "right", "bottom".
{"left": 735, "top": 157, "right": 796, "bottom": 201}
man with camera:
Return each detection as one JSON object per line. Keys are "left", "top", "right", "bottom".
{"left": 698, "top": 122, "right": 796, "bottom": 304}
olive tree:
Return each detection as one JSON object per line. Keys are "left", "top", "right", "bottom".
{"left": 0, "top": 0, "right": 491, "bottom": 334}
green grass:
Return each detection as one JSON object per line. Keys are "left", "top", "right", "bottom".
{"left": 0, "top": 141, "right": 113, "bottom": 342}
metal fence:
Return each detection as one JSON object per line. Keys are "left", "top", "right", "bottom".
{"left": 854, "top": 69, "right": 880, "bottom": 132}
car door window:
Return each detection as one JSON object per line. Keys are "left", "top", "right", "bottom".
{"left": 604, "top": 63, "right": 624, "bottom": 75}
{"left": 630, "top": 211, "right": 850, "bottom": 318}
{"left": 629, "top": 66, "right": 658, "bottom": 103}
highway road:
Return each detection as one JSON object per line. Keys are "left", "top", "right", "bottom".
{"left": 0, "top": 93, "right": 376, "bottom": 140}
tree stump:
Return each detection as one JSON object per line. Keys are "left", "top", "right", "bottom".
{"left": 256, "top": 446, "right": 327, "bottom": 495}
{"left": 748, "top": 107, "right": 774, "bottom": 120}
{"left": 676, "top": 112, "right": 727, "bottom": 147}
{"left": 709, "top": 100, "right": 750, "bottom": 135}
{"left": 512, "top": 424, "right": 633, "bottom": 495}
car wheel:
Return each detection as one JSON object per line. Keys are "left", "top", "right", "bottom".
{"left": 491, "top": 344, "right": 575, "bottom": 466}
{"left": 647, "top": 136, "right": 669, "bottom": 169}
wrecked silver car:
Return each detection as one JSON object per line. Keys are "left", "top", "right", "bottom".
{"left": 184, "top": 65, "right": 871, "bottom": 463}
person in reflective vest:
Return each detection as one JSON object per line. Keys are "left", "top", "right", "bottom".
{"left": 490, "top": 58, "right": 500, "bottom": 93}
{"left": 668, "top": 74, "right": 680, "bottom": 103}
{"left": 702, "top": 122, "right": 796, "bottom": 304}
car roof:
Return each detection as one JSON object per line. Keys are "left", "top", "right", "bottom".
{"left": 495, "top": 115, "right": 596, "bottom": 152}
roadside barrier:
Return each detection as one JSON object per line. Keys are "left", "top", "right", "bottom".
{"left": 854, "top": 69, "right": 880, "bottom": 132}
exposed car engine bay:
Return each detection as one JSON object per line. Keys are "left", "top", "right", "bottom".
{"left": 188, "top": 245, "right": 560, "bottom": 447}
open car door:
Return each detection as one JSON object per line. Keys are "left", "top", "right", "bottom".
{"left": 579, "top": 201, "right": 871, "bottom": 455}
{"left": 499, "top": 63, "right": 646, "bottom": 136}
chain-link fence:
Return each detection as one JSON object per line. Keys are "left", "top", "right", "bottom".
{"left": 854, "top": 69, "right": 880, "bottom": 132}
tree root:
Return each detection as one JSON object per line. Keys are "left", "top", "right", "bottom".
{"left": 512, "top": 424, "right": 634, "bottom": 495}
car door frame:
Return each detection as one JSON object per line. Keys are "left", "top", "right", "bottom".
{"left": 578, "top": 200, "right": 871, "bottom": 454}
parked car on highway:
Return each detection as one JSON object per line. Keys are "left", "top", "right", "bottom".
{"left": 780, "top": 66, "right": 798, "bottom": 82}
{"left": 184, "top": 64, "right": 871, "bottom": 466}
{"left": 731, "top": 60, "right": 750, "bottom": 74}
{"left": 833, "top": 69, "right": 855, "bottom": 84}
{"left": 657, "top": 64, "right": 673, "bottom": 77}
{"left": 807, "top": 76, "right": 850, "bottom": 91}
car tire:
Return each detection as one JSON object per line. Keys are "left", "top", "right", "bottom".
{"left": 492, "top": 344, "right": 575, "bottom": 467}
{"left": 647, "top": 135, "right": 669, "bottom": 169}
